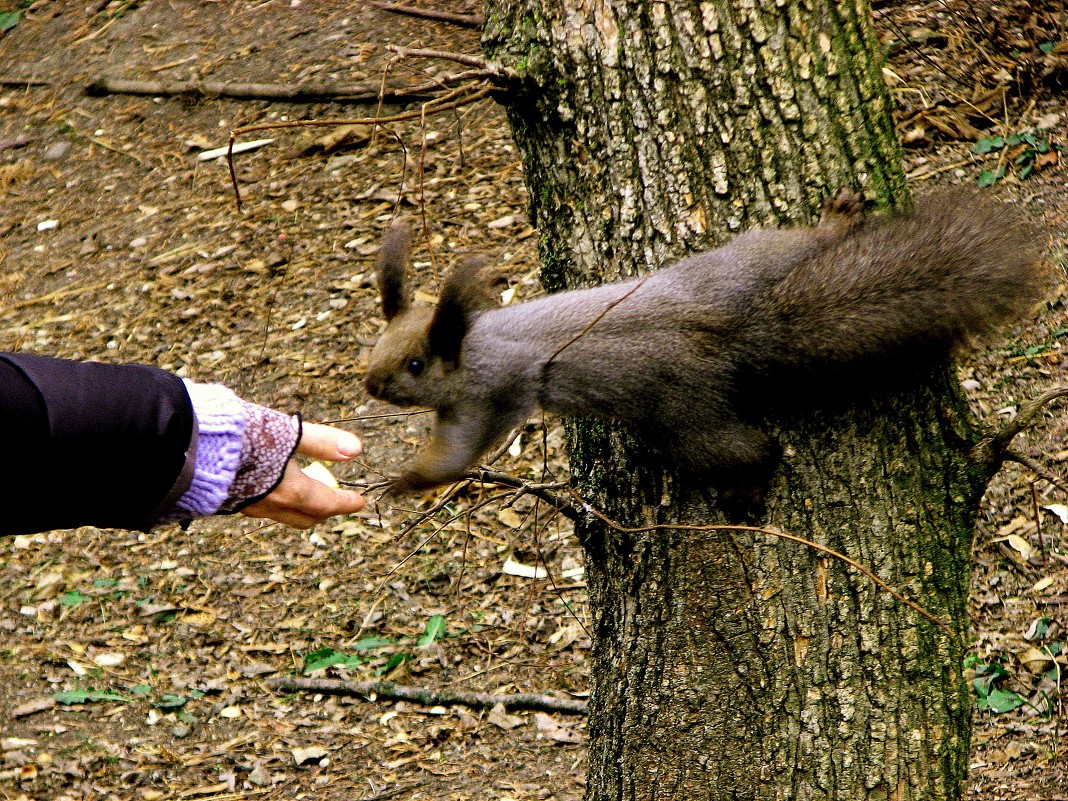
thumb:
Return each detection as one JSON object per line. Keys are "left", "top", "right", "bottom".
{"left": 296, "top": 422, "right": 362, "bottom": 461}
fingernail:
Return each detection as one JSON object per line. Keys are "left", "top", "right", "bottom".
{"left": 337, "top": 432, "right": 362, "bottom": 458}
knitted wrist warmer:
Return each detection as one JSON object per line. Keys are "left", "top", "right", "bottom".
{"left": 161, "top": 381, "right": 300, "bottom": 521}
{"left": 222, "top": 403, "right": 302, "bottom": 513}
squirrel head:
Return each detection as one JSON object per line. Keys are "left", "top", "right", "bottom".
{"left": 364, "top": 220, "right": 498, "bottom": 410}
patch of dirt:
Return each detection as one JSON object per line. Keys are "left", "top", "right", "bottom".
{"left": 0, "top": 1, "right": 1064, "bottom": 800}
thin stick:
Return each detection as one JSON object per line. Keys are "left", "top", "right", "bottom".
{"left": 0, "top": 77, "right": 51, "bottom": 88}
{"left": 1032, "top": 480, "right": 1047, "bottom": 566}
{"left": 378, "top": 492, "right": 510, "bottom": 585}
{"left": 565, "top": 488, "right": 955, "bottom": 636}
{"left": 226, "top": 84, "right": 492, "bottom": 210}
{"left": 544, "top": 277, "right": 650, "bottom": 367}
{"left": 2, "top": 280, "right": 110, "bottom": 313}
{"left": 472, "top": 469, "right": 579, "bottom": 520}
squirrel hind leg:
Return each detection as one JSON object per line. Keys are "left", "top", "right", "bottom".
{"left": 668, "top": 422, "right": 782, "bottom": 521}
{"left": 817, "top": 188, "right": 866, "bottom": 235}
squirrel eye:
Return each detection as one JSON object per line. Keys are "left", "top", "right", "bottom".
{"left": 406, "top": 357, "right": 426, "bottom": 376}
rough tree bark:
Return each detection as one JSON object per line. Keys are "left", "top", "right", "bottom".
{"left": 483, "top": 1, "right": 985, "bottom": 799}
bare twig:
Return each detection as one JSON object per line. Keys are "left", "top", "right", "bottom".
{"left": 2, "top": 281, "right": 110, "bottom": 313}
{"left": 89, "top": 136, "right": 144, "bottom": 165}
{"left": 368, "top": 1, "right": 484, "bottom": 29}
{"left": 565, "top": 488, "right": 955, "bottom": 637}
{"left": 1032, "top": 480, "right": 1047, "bottom": 566}
{"left": 378, "top": 491, "right": 510, "bottom": 585}
{"left": 267, "top": 676, "right": 587, "bottom": 714}
{"left": 226, "top": 84, "right": 493, "bottom": 210}
{"left": 365, "top": 782, "right": 430, "bottom": 801}
{"left": 545, "top": 277, "right": 651, "bottom": 368}
{"left": 472, "top": 469, "right": 579, "bottom": 520}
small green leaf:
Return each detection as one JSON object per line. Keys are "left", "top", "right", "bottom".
{"left": 1039, "top": 41, "right": 1054, "bottom": 54}
{"left": 981, "top": 688, "right": 1027, "bottom": 714}
{"left": 129, "top": 684, "right": 153, "bottom": 696}
{"left": 972, "top": 137, "right": 1005, "bottom": 154}
{"left": 977, "top": 168, "right": 1004, "bottom": 187}
{"left": 154, "top": 693, "right": 187, "bottom": 709}
{"left": 418, "top": 614, "right": 447, "bottom": 646}
{"left": 58, "top": 590, "right": 86, "bottom": 608}
{"left": 379, "top": 652, "right": 410, "bottom": 675}
{"left": 0, "top": 11, "right": 20, "bottom": 32}
{"left": 93, "top": 578, "right": 119, "bottom": 589}
{"left": 352, "top": 636, "right": 393, "bottom": 652}
{"left": 301, "top": 647, "right": 365, "bottom": 674}
{"left": 1019, "top": 163, "right": 1034, "bottom": 180}
{"left": 53, "top": 688, "right": 132, "bottom": 705}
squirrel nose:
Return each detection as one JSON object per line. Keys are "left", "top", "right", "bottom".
{"left": 365, "top": 374, "right": 383, "bottom": 398}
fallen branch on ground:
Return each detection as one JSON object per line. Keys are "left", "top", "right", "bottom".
{"left": 0, "top": 77, "right": 51, "bottom": 88}
{"left": 267, "top": 676, "right": 588, "bottom": 715}
{"left": 86, "top": 76, "right": 438, "bottom": 105}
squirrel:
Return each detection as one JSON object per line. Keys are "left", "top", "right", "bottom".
{"left": 364, "top": 190, "right": 1047, "bottom": 500}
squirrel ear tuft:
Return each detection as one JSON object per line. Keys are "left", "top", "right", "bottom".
{"left": 428, "top": 256, "right": 498, "bottom": 366}
{"left": 375, "top": 220, "right": 412, "bottom": 321}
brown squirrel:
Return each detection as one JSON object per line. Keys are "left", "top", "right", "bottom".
{"left": 364, "top": 190, "right": 1046, "bottom": 497}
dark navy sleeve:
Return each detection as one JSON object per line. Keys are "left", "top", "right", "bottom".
{"left": 0, "top": 353, "right": 195, "bottom": 535}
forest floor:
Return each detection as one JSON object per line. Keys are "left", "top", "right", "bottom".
{"left": 0, "top": 1, "right": 1065, "bottom": 800}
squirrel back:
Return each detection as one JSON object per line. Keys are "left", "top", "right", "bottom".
{"left": 364, "top": 191, "right": 1047, "bottom": 497}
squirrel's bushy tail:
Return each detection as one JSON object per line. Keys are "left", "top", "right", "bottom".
{"left": 763, "top": 191, "right": 1048, "bottom": 372}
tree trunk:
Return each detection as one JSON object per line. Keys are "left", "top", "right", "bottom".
{"left": 483, "top": 2, "right": 984, "bottom": 799}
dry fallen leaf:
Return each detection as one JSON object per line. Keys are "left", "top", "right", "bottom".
{"left": 534, "top": 712, "right": 582, "bottom": 744}
{"left": 993, "top": 534, "right": 1035, "bottom": 564}
{"left": 502, "top": 554, "right": 547, "bottom": 579}
{"left": 291, "top": 746, "right": 328, "bottom": 766}
{"left": 1030, "top": 576, "right": 1056, "bottom": 593}
{"left": 486, "top": 702, "right": 523, "bottom": 730}
{"left": 1042, "top": 504, "right": 1068, "bottom": 525}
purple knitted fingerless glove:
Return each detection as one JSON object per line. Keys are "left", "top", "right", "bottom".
{"left": 160, "top": 381, "right": 301, "bottom": 522}
{"left": 223, "top": 400, "right": 302, "bottom": 513}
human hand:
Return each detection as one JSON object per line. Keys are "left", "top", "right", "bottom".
{"left": 241, "top": 423, "right": 366, "bottom": 528}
